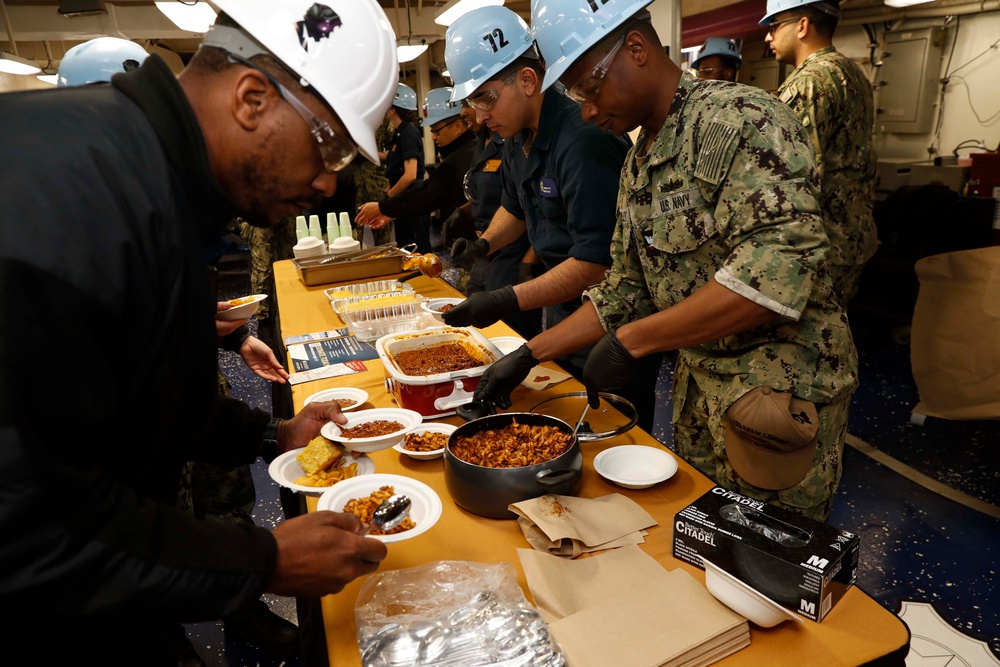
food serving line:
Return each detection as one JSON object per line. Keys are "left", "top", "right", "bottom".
{"left": 271, "top": 258, "right": 910, "bottom": 667}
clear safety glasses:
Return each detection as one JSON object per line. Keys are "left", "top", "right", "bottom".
{"left": 565, "top": 35, "right": 625, "bottom": 104}
{"left": 227, "top": 52, "right": 358, "bottom": 173}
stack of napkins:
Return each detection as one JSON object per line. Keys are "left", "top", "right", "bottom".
{"left": 510, "top": 493, "right": 657, "bottom": 558}
{"left": 519, "top": 546, "right": 751, "bottom": 667}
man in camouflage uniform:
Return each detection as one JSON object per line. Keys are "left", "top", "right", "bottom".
{"left": 764, "top": 0, "right": 878, "bottom": 306}
{"left": 352, "top": 117, "right": 393, "bottom": 247}
{"left": 479, "top": 1, "right": 858, "bottom": 520}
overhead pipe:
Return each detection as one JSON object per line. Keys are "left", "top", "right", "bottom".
{"left": 1, "top": 0, "right": 22, "bottom": 55}
{"left": 840, "top": 0, "right": 1000, "bottom": 25}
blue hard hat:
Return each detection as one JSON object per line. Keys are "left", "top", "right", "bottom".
{"left": 57, "top": 37, "right": 148, "bottom": 87}
{"left": 444, "top": 5, "right": 535, "bottom": 102}
{"left": 692, "top": 37, "right": 742, "bottom": 70}
{"left": 760, "top": 0, "right": 840, "bottom": 26}
{"left": 422, "top": 87, "right": 462, "bottom": 127}
{"left": 531, "top": 0, "right": 654, "bottom": 91}
{"left": 393, "top": 83, "right": 418, "bottom": 111}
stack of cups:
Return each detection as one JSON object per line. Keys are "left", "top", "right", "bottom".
{"left": 327, "top": 210, "right": 360, "bottom": 256}
{"left": 295, "top": 215, "right": 308, "bottom": 241}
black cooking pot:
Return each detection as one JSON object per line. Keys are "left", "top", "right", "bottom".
{"left": 443, "top": 412, "right": 583, "bottom": 519}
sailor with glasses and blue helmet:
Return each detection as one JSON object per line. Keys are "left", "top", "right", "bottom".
{"left": 0, "top": 1, "right": 399, "bottom": 661}
{"left": 474, "top": 0, "right": 860, "bottom": 522}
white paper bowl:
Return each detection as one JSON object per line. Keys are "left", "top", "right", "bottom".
{"left": 218, "top": 294, "right": 267, "bottom": 321}
{"left": 593, "top": 445, "right": 678, "bottom": 489}
{"left": 303, "top": 387, "right": 369, "bottom": 412}
{"left": 293, "top": 236, "right": 326, "bottom": 259}
{"left": 267, "top": 449, "right": 374, "bottom": 495}
{"left": 420, "top": 297, "right": 466, "bottom": 322}
{"left": 316, "top": 473, "right": 442, "bottom": 543}
{"left": 392, "top": 422, "right": 457, "bottom": 460}
{"left": 320, "top": 408, "right": 423, "bottom": 453}
{"left": 701, "top": 557, "right": 804, "bottom": 627}
{"left": 489, "top": 336, "right": 527, "bottom": 356}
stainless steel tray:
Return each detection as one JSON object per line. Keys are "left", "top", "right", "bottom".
{"left": 293, "top": 247, "right": 408, "bottom": 286}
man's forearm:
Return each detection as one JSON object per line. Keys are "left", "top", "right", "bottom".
{"left": 512, "top": 258, "right": 608, "bottom": 311}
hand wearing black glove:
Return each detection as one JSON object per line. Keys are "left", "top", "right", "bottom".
{"left": 441, "top": 285, "right": 519, "bottom": 329}
{"left": 450, "top": 237, "right": 490, "bottom": 267}
{"left": 581, "top": 330, "right": 638, "bottom": 408}
{"left": 473, "top": 343, "right": 539, "bottom": 410}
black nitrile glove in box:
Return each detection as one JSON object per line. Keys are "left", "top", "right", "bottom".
{"left": 672, "top": 487, "right": 860, "bottom": 622}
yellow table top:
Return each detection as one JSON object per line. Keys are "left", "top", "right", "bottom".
{"left": 272, "top": 259, "right": 910, "bottom": 667}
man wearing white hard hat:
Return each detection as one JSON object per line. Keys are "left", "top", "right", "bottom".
{"left": 762, "top": 0, "right": 877, "bottom": 306}
{"left": 356, "top": 87, "right": 477, "bottom": 242}
{"left": 0, "top": 0, "right": 398, "bottom": 662}
{"left": 480, "top": 0, "right": 858, "bottom": 521}
{"left": 691, "top": 36, "right": 742, "bottom": 82}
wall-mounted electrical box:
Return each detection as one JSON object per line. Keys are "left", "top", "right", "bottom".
{"left": 877, "top": 27, "right": 946, "bottom": 134}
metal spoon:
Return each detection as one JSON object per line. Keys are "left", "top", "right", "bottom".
{"left": 371, "top": 494, "right": 412, "bottom": 531}
{"left": 572, "top": 402, "right": 590, "bottom": 439}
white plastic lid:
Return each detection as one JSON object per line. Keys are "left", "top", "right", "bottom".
{"left": 294, "top": 236, "right": 325, "bottom": 250}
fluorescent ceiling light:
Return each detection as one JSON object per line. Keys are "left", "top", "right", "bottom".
{"left": 37, "top": 73, "right": 59, "bottom": 85}
{"left": 156, "top": 1, "right": 217, "bottom": 33}
{"left": 397, "top": 44, "right": 429, "bottom": 63}
{"left": 434, "top": 0, "right": 504, "bottom": 27}
{"left": 884, "top": 0, "right": 935, "bottom": 6}
{"left": 0, "top": 52, "right": 42, "bottom": 75}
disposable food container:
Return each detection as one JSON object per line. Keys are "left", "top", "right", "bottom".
{"left": 375, "top": 327, "right": 502, "bottom": 419}
{"left": 323, "top": 279, "right": 415, "bottom": 302}
{"left": 443, "top": 412, "right": 583, "bottom": 519}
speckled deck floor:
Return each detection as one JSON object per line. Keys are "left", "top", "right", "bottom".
{"left": 192, "top": 251, "right": 1000, "bottom": 666}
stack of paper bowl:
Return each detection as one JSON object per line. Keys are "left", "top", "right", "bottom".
{"left": 293, "top": 236, "right": 326, "bottom": 259}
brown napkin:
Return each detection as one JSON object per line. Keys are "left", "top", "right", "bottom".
{"left": 518, "top": 546, "right": 750, "bottom": 667}
{"left": 521, "top": 365, "right": 573, "bottom": 391}
{"left": 510, "top": 493, "right": 657, "bottom": 558}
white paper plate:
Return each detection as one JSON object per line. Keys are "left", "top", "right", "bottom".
{"left": 320, "top": 408, "right": 424, "bottom": 453}
{"left": 268, "top": 449, "right": 374, "bottom": 495}
{"left": 594, "top": 445, "right": 678, "bottom": 489}
{"left": 217, "top": 294, "right": 267, "bottom": 321}
{"left": 392, "top": 422, "right": 457, "bottom": 460}
{"left": 489, "top": 336, "right": 526, "bottom": 356}
{"left": 316, "top": 473, "right": 442, "bottom": 543}
{"left": 303, "top": 386, "right": 369, "bottom": 412}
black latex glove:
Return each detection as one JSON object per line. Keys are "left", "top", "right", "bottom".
{"left": 441, "top": 285, "right": 519, "bottom": 329}
{"left": 450, "top": 236, "right": 491, "bottom": 268}
{"left": 581, "top": 330, "right": 638, "bottom": 408}
{"left": 473, "top": 343, "right": 539, "bottom": 410}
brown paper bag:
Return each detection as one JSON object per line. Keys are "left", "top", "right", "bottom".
{"left": 911, "top": 247, "right": 1000, "bottom": 420}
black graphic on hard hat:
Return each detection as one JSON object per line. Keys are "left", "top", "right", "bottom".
{"left": 298, "top": 3, "right": 342, "bottom": 46}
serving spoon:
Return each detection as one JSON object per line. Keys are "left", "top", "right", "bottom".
{"left": 369, "top": 494, "right": 412, "bottom": 532}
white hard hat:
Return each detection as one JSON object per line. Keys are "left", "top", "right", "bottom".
{"left": 57, "top": 37, "right": 148, "bottom": 87}
{"left": 444, "top": 5, "right": 535, "bottom": 102}
{"left": 205, "top": 0, "right": 398, "bottom": 164}
{"left": 760, "top": 0, "right": 840, "bottom": 26}
{"left": 421, "top": 87, "right": 462, "bottom": 127}
{"left": 692, "top": 37, "right": 743, "bottom": 70}
{"left": 393, "top": 83, "right": 418, "bottom": 111}
{"left": 531, "top": 0, "right": 654, "bottom": 91}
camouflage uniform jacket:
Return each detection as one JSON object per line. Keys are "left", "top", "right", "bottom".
{"left": 586, "top": 76, "right": 858, "bottom": 424}
{"left": 777, "top": 45, "right": 878, "bottom": 269}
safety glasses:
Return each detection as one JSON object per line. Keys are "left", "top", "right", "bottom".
{"left": 466, "top": 71, "right": 518, "bottom": 112}
{"left": 565, "top": 35, "right": 625, "bottom": 104}
{"left": 226, "top": 52, "right": 358, "bottom": 173}
{"left": 766, "top": 16, "right": 803, "bottom": 37}
{"left": 430, "top": 118, "right": 463, "bottom": 137}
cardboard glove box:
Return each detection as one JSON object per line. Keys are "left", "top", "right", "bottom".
{"left": 672, "top": 486, "right": 860, "bottom": 621}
